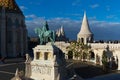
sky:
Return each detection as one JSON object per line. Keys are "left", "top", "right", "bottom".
{"left": 16, "top": 0, "right": 120, "bottom": 40}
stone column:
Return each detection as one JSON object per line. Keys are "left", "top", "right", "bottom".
{"left": 25, "top": 62, "right": 31, "bottom": 78}
{"left": 84, "top": 37, "right": 87, "bottom": 44}
{"left": 100, "top": 56, "right": 102, "bottom": 65}
{"left": 94, "top": 54, "right": 97, "bottom": 64}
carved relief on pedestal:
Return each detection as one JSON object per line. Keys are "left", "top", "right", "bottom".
{"left": 31, "top": 64, "right": 52, "bottom": 75}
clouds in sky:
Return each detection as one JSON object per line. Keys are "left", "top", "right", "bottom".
{"left": 72, "top": 0, "right": 81, "bottom": 6}
{"left": 26, "top": 14, "right": 120, "bottom": 40}
{"left": 20, "top": 6, "right": 28, "bottom": 11}
{"left": 16, "top": 0, "right": 120, "bottom": 41}
{"left": 25, "top": 14, "right": 37, "bottom": 19}
{"left": 106, "top": 15, "right": 117, "bottom": 19}
{"left": 90, "top": 4, "right": 99, "bottom": 9}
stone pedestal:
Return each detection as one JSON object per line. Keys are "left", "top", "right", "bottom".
{"left": 30, "top": 44, "right": 66, "bottom": 80}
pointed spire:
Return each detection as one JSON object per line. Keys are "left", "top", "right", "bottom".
{"left": 58, "top": 28, "right": 61, "bottom": 37}
{"left": 79, "top": 11, "right": 92, "bottom": 34}
{"left": 60, "top": 26, "right": 64, "bottom": 36}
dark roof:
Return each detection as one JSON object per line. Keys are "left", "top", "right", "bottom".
{"left": 0, "top": 0, "right": 23, "bottom": 15}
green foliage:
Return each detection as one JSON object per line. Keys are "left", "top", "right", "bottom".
{"left": 102, "top": 50, "right": 109, "bottom": 72}
{"left": 67, "top": 41, "right": 91, "bottom": 60}
{"left": 102, "top": 51, "right": 107, "bottom": 64}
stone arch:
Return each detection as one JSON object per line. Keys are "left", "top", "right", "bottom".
{"left": 90, "top": 51, "right": 95, "bottom": 60}
{"left": 68, "top": 51, "right": 73, "bottom": 59}
{"left": 83, "top": 52, "right": 87, "bottom": 60}
{"left": 81, "top": 38, "right": 84, "bottom": 43}
{"left": 86, "top": 38, "right": 89, "bottom": 43}
{"left": 108, "top": 55, "right": 118, "bottom": 70}
{"left": 96, "top": 54, "right": 100, "bottom": 65}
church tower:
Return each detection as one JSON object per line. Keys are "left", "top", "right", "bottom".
{"left": 0, "top": 0, "right": 28, "bottom": 57}
{"left": 77, "top": 12, "right": 93, "bottom": 44}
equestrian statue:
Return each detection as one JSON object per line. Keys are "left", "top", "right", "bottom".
{"left": 35, "top": 21, "right": 55, "bottom": 45}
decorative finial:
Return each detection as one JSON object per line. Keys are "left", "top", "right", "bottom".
{"left": 60, "top": 25, "right": 64, "bottom": 36}
{"left": 84, "top": 11, "right": 87, "bottom": 18}
{"left": 84, "top": 11, "right": 86, "bottom": 15}
{"left": 15, "top": 68, "right": 19, "bottom": 77}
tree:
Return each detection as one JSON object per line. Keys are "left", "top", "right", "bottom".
{"left": 102, "top": 50, "right": 109, "bottom": 72}
{"left": 66, "top": 41, "right": 91, "bottom": 61}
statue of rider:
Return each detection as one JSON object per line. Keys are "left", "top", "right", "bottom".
{"left": 35, "top": 21, "right": 55, "bottom": 45}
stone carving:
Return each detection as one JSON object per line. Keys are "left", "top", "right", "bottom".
{"left": 25, "top": 54, "right": 32, "bottom": 78}
{"left": 25, "top": 54, "right": 32, "bottom": 62}
{"left": 35, "top": 21, "right": 55, "bottom": 45}
{"left": 31, "top": 64, "right": 52, "bottom": 75}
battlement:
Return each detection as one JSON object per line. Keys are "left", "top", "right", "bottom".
{"left": 90, "top": 43, "right": 120, "bottom": 50}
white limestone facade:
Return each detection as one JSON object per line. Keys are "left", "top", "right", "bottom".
{"left": 30, "top": 44, "right": 66, "bottom": 80}
{"left": 89, "top": 43, "right": 120, "bottom": 70}
{"left": 77, "top": 12, "right": 120, "bottom": 70}
{"left": 47, "top": 41, "right": 70, "bottom": 59}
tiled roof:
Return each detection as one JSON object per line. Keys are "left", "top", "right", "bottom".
{"left": 0, "top": 0, "right": 22, "bottom": 14}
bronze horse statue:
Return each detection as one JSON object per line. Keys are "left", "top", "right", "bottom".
{"left": 35, "top": 23, "right": 55, "bottom": 45}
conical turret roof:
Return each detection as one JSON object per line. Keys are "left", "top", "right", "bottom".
{"left": 79, "top": 12, "right": 92, "bottom": 34}
{"left": 0, "top": 0, "right": 23, "bottom": 14}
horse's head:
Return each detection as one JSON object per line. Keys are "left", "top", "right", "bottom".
{"left": 35, "top": 28, "right": 42, "bottom": 34}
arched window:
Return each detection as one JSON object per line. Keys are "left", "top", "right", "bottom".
{"left": 96, "top": 54, "right": 100, "bottom": 64}
{"left": 68, "top": 51, "right": 73, "bottom": 59}
{"left": 81, "top": 38, "right": 84, "bottom": 43}
{"left": 90, "top": 51, "right": 95, "bottom": 59}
